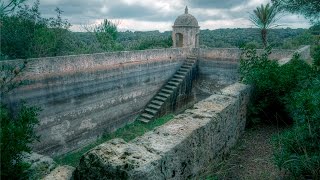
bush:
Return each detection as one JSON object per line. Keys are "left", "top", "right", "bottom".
{"left": 240, "top": 47, "right": 320, "bottom": 178}
{"left": 0, "top": 103, "right": 40, "bottom": 179}
{"left": 273, "top": 74, "right": 320, "bottom": 178}
{"left": 313, "top": 45, "right": 320, "bottom": 67}
{"left": 1, "top": 1, "right": 70, "bottom": 60}
{"left": 240, "top": 47, "right": 312, "bottom": 125}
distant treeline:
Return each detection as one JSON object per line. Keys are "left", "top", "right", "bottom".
{"left": 74, "top": 27, "right": 310, "bottom": 51}
{"left": 126, "top": 28, "right": 311, "bottom": 49}
{"left": 0, "top": 0, "right": 314, "bottom": 60}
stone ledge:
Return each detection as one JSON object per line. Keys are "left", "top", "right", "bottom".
{"left": 74, "top": 82, "right": 250, "bottom": 179}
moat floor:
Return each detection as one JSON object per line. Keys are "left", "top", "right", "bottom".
{"left": 202, "top": 124, "right": 290, "bottom": 180}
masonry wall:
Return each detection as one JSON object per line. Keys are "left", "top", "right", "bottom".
{"left": 74, "top": 83, "right": 251, "bottom": 179}
{"left": 1, "top": 48, "right": 192, "bottom": 156}
{"left": 198, "top": 48, "right": 240, "bottom": 84}
{"left": 197, "top": 46, "right": 309, "bottom": 85}
{"left": 0, "top": 46, "right": 309, "bottom": 157}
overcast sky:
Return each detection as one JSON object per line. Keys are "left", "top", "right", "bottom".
{"left": 27, "top": 0, "right": 310, "bottom": 32}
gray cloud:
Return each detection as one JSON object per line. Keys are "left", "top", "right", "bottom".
{"left": 25, "top": 0, "right": 309, "bottom": 31}
{"left": 188, "top": 0, "right": 250, "bottom": 9}
{"left": 105, "top": 2, "right": 155, "bottom": 19}
{"left": 34, "top": 0, "right": 175, "bottom": 23}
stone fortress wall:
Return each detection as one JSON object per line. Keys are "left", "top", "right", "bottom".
{"left": 0, "top": 46, "right": 309, "bottom": 157}
{"left": 1, "top": 48, "right": 191, "bottom": 156}
{"left": 73, "top": 45, "right": 310, "bottom": 179}
{"left": 0, "top": 6, "right": 311, "bottom": 159}
{"left": 75, "top": 83, "right": 251, "bottom": 179}
{"left": 0, "top": 6, "right": 313, "bottom": 179}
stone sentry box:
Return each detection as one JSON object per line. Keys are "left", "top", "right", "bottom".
{"left": 172, "top": 7, "right": 200, "bottom": 48}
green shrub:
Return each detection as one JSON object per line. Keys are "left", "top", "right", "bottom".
{"left": 240, "top": 47, "right": 312, "bottom": 125}
{"left": 312, "top": 45, "right": 320, "bottom": 67}
{"left": 240, "top": 47, "right": 279, "bottom": 121}
{"left": 273, "top": 74, "right": 320, "bottom": 178}
{"left": 240, "top": 47, "right": 320, "bottom": 178}
{"left": 0, "top": 103, "right": 40, "bottom": 179}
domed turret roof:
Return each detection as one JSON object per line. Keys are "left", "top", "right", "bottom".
{"left": 173, "top": 6, "right": 199, "bottom": 27}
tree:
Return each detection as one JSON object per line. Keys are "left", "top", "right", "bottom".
{"left": 271, "top": 0, "right": 320, "bottom": 24}
{"left": 0, "top": 0, "right": 27, "bottom": 16}
{"left": 1, "top": 0, "right": 71, "bottom": 60}
{"left": 93, "top": 19, "right": 123, "bottom": 51}
{"left": 31, "top": 7, "right": 71, "bottom": 57}
{"left": 250, "top": 3, "right": 280, "bottom": 47}
{"left": 0, "top": 103, "right": 40, "bottom": 179}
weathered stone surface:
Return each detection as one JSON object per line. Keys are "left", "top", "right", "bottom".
{"left": 1, "top": 48, "right": 192, "bottom": 156}
{"left": 42, "top": 165, "right": 75, "bottom": 180}
{"left": 74, "top": 83, "right": 251, "bottom": 179}
{"left": 22, "top": 152, "right": 57, "bottom": 179}
{"left": 0, "top": 45, "right": 306, "bottom": 157}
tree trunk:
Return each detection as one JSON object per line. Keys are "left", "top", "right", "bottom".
{"left": 261, "top": 28, "right": 267, "bottom": 48}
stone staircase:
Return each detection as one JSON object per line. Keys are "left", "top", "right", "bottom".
{"left": 139, "top": 56, "right": 197, "bottom": 123}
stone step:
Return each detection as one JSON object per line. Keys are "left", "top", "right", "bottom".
{"left": 141, "top": 113, "right": 153, "bottom": 120}
{"left": 158, "top": 92, "right": 170, "bottom": 98}
{"left": 147, "top": 104, "right": 161, "bottom": 110}
{"left": 154, "top": 96, "right": 167, "bottom": 102}
{"left": 177, "top": 70, "right": 188, "bottom": 75}
{"left": 145, "top": 108, "right": 157, "bottom": 115}
{"left": 186, "top": 60, "right": 196, "bottom": 63}
{"left": 182, "top": 65, "right": 193, "bottom": 69}
{"left": 168, "top": 81, "right": 180, "bottom": 86}
{"left": 187, "top": 56, "right": 197, "bottom": 59}
{"left": 139, "top": 118, "right": 150, "bottom": 123}
{"left": 161, "top": 89, "right": 173, "bottom": 94}
{"left": 184, "top": 62, "right": 194, "bottom": 66}
{"left": 165, "top": 85, "right": 177, "bottom": 90}
{"left": 179, "top": 68, "right": 189, "bottom": 72}
{"left": 171, "top": 78, "right": 183, "bottom": 82}
{"left": 183, "top": 62, "right": 193, "bottom": 66}
{"left": 174, "top": 74, "right": 185, "bottom": 79}
{"left": 151, "top": 100, "right": 164, "bottom": 105}
{"left": 181, "top": 67, "right": 190, "bottom": 71}
{"left": 139, "top": 58, "right": 198, "bottom": 123}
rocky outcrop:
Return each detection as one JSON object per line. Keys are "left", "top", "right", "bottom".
{"left": 22, "top": 152, "right": 57, "bottom": 179}
{"left": 42, "top": 165, "right": 75, "bottom": 180}
{"left": 74, "top": 83, "right": 251, "bottom": 179}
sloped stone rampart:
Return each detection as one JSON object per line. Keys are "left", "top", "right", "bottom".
{"left": 74, "top": 83, "right": 251, "bottom": 179}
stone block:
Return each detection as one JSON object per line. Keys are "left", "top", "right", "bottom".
{"left": 42, "top": 165, "right": 75, "bottom": 180}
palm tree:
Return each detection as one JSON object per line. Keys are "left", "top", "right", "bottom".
{"left": 250, "top": 3, "right": 280, "bottom": 48}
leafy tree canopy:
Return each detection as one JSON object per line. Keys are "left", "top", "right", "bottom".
{"left": 272, "top": 0, "right": 320, "bottom": 23}
{"left": 0, "top": 0, "right": 26, "bottom": 16}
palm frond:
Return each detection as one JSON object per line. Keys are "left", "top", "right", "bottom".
{"left": 249, "top": 3, "right": 281, "bottom": 30}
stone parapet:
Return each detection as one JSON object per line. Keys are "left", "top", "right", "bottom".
{"left": 74, "top": 83, "right": 251, "bottom": 179}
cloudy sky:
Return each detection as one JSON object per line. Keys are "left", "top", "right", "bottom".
{"left": 27, "top": 0, "right": 310, "bottom": 32}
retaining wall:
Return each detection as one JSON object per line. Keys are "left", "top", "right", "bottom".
{"left": 0, "top": 46, "right": 309, "bottom": 156}
{"left": 1, "top": 48, "right": 192, "bottom": 156}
